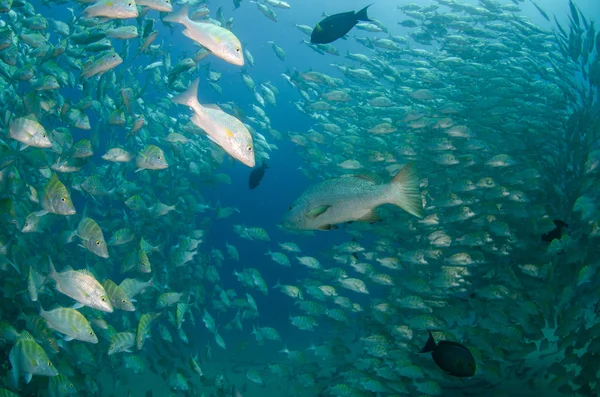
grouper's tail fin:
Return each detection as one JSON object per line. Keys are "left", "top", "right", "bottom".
{"left": 355, "top": 4, "right": 373, "bottom": 22}
{"left": 388, "top": 162, "right": 424, "bottom": 218}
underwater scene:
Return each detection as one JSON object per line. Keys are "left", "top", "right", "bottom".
{"left": 0, "top": 0, "right": 599, "bottom": 395}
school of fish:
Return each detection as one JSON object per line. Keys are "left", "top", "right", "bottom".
{"left": 0, "top": 0, "right": 599, "bottom": 396}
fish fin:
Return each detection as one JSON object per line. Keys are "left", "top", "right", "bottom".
{"left": 315, "top": 22, "right": 323, "bottom": 32}
{"left": 388, "top": 162, "right": 424, "bottom": 218}
{"left": 24, "top": 373, "right": 32, "bottom": 384}
{"left": 171, "top": 78, "right": 200, "bottom": 109}
{"left": 72, "top": 302, "right": 84, "bottom": 309}
{"left": 47, "top": 256, "right": 57, "bottom": 278}
{"left": 317, "top": 224, "right": 338, "bottom": 230}
{"left": 358, "top": 209, "right": 380, "bottom": 223}
{"left": 63, "top": 335, "right": 73, "bottom": 342}
{"left": 162, "top": 4, "right": 189, "bottom": 24}
{"left": 355, "top": 4, "right": 373, "bottom": 22}
{"left": 305, "top": 205, "right": 331, "bottom": 219}
{"left": 9, "top": 346, "right": 20, "bottom": 388}
{"left": 35, "top": 210, "right": 48, "bottom": 217}
{"left": 19, "top": 143, "right": 29, "bottom": 151}
{"left": 419, "top": 329, "right": 437, "bottom": 353}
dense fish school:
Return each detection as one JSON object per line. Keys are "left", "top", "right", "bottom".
{"left": 0, "top": 0, "right": 599, "bottom": 396}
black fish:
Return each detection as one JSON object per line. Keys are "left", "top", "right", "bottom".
{"left": 419, "top": 329, "right": 476, "bottom": 377}
{"left": 248, "top": 160, "right": 269, "bottom": 190}
{"left": 310, "top": 5, "right": 372, "bottom": 44}
{"left": 541, "top": 219, "right": 569, "bottom": 243}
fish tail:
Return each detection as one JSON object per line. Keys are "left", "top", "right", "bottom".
{"left": 387, "top": 162, "right": 424, "bottom": 218}
{"left": 419, "top": 329, "right": 437, "bottom": 353}
{"left": 163, "top": 4, "right": 189, "bottom": 25}
{"left": 171, "top": 78, "right": 201, "bottom": 110}
{"left": 355, "top": 4, "right": 373, "bottom": 22}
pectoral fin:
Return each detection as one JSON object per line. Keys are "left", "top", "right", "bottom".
{"left": 305, "top": 205, "right": 331, "bottom": 219}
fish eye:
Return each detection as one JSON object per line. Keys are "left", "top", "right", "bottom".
{"left": 101, "top": 296, "right": 106, "bottom": 302}
{"left": 121, "top": 299, "right": 127, "bottom": 303}
{"left": 42, "top": 134, "right": 47, "bottom": 137}
{"left": 236, "top": 48, "right": 240, "bottom": 53}
{"left": 246, "top": 146, "right": 252, "bottom": 151}
{"left": 47, "top": 361, "right": 52, "bottom": 366}
{"left": 89, "top": 331, "right": 94, "bottom": 335}
{"left": 60, "top": 196, "right": 66, "bottom": 202}
{"left": 95, "top": 240, "right": 101, "bottom": 245}
{"left": 157, "top": 155, "right": 161, "bottom": 160}
{"left": 69, "top": 384, "right": 73, "bottom": 388}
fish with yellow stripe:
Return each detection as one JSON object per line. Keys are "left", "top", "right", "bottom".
{"left": 171, "top": 78, "right": 255, "bottom": 167}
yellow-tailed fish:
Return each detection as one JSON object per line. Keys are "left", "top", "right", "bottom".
{"left": 83, "top": 0, "right": 138, "bottom": 19}
{"left": 171, "top": 78, "right": 255, "bottom": 167}
{"left": 163, "top": 5, "right": 244, "bottom": 66}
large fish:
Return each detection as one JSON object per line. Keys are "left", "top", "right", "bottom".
{"left": 418, "top": 330, "right": 476, "bottom": 377}
{"left": 164, "top": 5, "right": 244, "bottom": 66}
{"left": 281, "top": 162, "right": 423, "bottom": 230}
{"left": 248, "top": 160, "right": 268, "bottom": 189}
{"left": 171, "top": 78, "right": 255, "bottom": 167}
{"left": 310, "top": 5, "right": 372, "bottom": 44}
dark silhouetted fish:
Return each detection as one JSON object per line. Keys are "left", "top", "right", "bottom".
{"left": 310, "top": 5, "right": 372, "bottom": 44}
{"left": 419, "top": 329, "right": 476, "bottom": 377}
{"left": 248, "top": 160, "right": 269, "bottom": 190}
{"left": 541, "top": 220, "right": 569, "bottom": 242}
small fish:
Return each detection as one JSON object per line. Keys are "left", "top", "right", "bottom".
{"left": 136, "top": 0, "right": 172, "bottom": 12}
{"left": 108, "top": 332, "right": 136, "bottom": 355}
{"left": 10, "top": 331, "right": 58, "bottom": 386}
{"left": 102, "top": 147, "right": 133, "bottom": 163}
{"left": 76, "top": 217, "right": 109, "bottom": 258}
{"left": 9, "top": 117, "right": 52, "bottom": 149}
{"left": 311, "top": 5, "right": 373, "bottom": 44}
{"left": 419, "top": 330, "right": 476, "bottom": 377}
{"left": 103, "top": 279, "right": 135, "bottom": 311}
{"left": 47, "top": 258, "right": 113, "bottom": 312}
{"left": 135, "top": 145, "right": 168, "bottom": 172}
{"left": 108, "top": 228, "right": 135, "bottom": 246}
{"left": 40, "top": 306, "right": 98, "bottom": 344}
{"left": 40, "top": 173, "right": 76, "bottom": 216}
{"left": 83, "top": 0, "right": 139, "bottom": 19}
{"left": 81, "top": 52, "right": 123, "bottom": 78}
{"left": 249, "top": 160, "right": 269, "bottom": 189}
